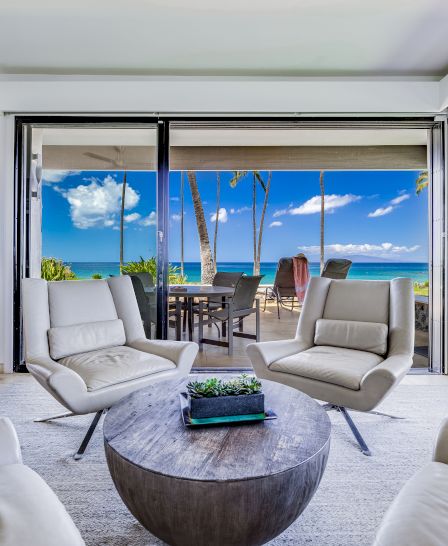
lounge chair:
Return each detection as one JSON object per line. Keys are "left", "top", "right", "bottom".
{"left": 264, "top": 257, "right": 297, "bottom": 318}
{"left": 321, "top": 258, "right": 352, "bottom": 279}
{"left": 128, "top": 274, "right": 156, "bottom": 338}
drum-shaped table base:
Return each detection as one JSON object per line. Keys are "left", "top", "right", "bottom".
{"left": 104, "top": 377, "right": 331, "bottom": 546}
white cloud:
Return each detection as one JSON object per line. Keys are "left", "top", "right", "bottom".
{"left": 139, "top": 211, "right": 157, "bottom": 227}
{"left": 170, "top": 196, "right": 180, "bottom": 202}
{"left": 298, "top": 242, "right": 420, "bottom": 258}
{"left": 171, "top": 212, "right": 185, "bottom": 221}
{"left": 42, "top": 170, "right": 80, "bottom": 184}
{"left": 368, "top": 192, "right": 410, "bottom": 218}
{"left": 368, "top": 206, "right": 394, "bottom": 218}
{"left": 124, "top": 212, "right": 141, "bottom": 223}
{"left": 210, "top": 207, "right": 228, "bottom": 223}
{"left": 390, "top": 193, "right": 410, "bottom": 205}
{"left": 273, "top": 194, "right": 361, "bottom": 217}
{"left": 269, "top": 221, "right": 283, "bottom": 228}
{"left": 58, "top": 175, "right": 140, "bottom": 229}
{"left": 230, "top": 206, "right": 251, "bottom": 214}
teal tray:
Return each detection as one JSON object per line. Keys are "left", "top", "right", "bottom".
{"left": 179, "top": 392, "right": 277, "bottom": 427}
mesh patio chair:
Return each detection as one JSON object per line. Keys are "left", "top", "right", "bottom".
{"left": 198, "top": 275, "right": 263, "bottom": 355}
{"left": 129, "top": 274, "right": 156, "bottom": 338}
{"left": 321, "top": 259, "right": 352, "bottom": 279}
{"left": 264, "top": 257, "right": 297, "bottom": 318}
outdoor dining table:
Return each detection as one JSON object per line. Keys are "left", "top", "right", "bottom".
{"left": 169, "top": 285, "right": 234, "bottom": 344}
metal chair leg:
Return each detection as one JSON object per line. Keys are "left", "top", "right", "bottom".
{"left": 364, "top": 409, "right": 405, "bottom": 420}
{"left": 338, "top": 406, "right": 372, "bottom": 456}
{"left": 73, "top": 410, "right": 104, "bottom": 461}
{"left": 34, "top": 411, "right": 75, "bottom": 423}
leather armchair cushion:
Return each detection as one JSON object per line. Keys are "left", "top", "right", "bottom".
{"left": 48, "top": 280, "right": 118, "bottom": 327}
{"left": 270, "top": 346, "right": 383, "bottom": 390}
{"left": 323, "top": 280, "right": 390, "bottom": 324}
{"left": 374, "top": 462, "right": 448, "bottom": 546}
{"left": 314, "top": 318, "right": 388, "bottom": 356}
{"left": 59, "top": 345, "right": 175, "bottom": 391}
{"left": 48, "top": 319, "right": 126, "bottom": 360}
{"left": 0, "top": 464, "right": 85, "bottom": 546}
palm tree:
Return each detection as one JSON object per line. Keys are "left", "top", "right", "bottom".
{"left": 416, "top": 170, "right": 429, "bottom": 194}
{"left": 213, "top": 172, "right": 221, "bottom": 272}
{"left": 180, "top": 171, "right": 185, "bottom": 277}
{"left": 229, "top": 170, "right": 272, "bottom": 275}
{"left": 319, "top": 170, "right": 325, "bottom": 274}
{"left": 187, "top": 171, "right": 215, "bottom": 284}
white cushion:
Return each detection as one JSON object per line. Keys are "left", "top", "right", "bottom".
{"left": 59, "top": 345, "right": 176, "bottom": 391}
{"left": 314, "top": 318, "right": 388, "bottom": 356}
{"left": 48, "top": 280, "right": 118, "bottom": 327}
{"left": 0, "top": 464, "right": 85, "bottom": 546}
{"left": 374, "top": 462, "right": 448, "bottom": 546}
{"left": 48, "top": 319, "right": 126, "bottom": 360}
{"left": 323, "top": 280, "right": 390, "bottom": 324}
{"left": 270, "top": 346, "right": 383, "bottom": 390}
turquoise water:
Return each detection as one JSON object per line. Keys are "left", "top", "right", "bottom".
{"left": 68, "top": 261, "right": 429, "bottom": 284}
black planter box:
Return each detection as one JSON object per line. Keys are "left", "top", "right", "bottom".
{"left": 188, "top": 393, "right": 265, "bottom": 419}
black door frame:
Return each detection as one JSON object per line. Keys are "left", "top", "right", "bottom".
{"left": 13, "top": 114, "right": 444, "bottom": 372}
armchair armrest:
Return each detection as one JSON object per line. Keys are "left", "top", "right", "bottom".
{"left": 433, "top": 417, "right": 448, "bottom": 464}
{"left": 128, "top": 338, "right": 198, "bottom": 375}
{"left": 0, "top": 417, "right": 22, "bottom": 466}
{"left": 246, "top": 339, "right": 310, "bottom": 376}
{"left": 360, "top": 353, "right": 412, "bottom": 408}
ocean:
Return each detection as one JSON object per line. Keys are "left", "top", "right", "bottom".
{"left": 68, "top": 261, "right": 429, "bottom": 284}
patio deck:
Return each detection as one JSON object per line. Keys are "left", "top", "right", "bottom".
{"left": 167, "top": 299, "right": 428, "bottom": 370}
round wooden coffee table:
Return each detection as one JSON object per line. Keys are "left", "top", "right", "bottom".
{"left": 104, "top": 376, "right": 331, "bottom": 546}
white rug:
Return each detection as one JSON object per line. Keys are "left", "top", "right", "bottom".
{"left": 1, "top": 374, "right": 447, "bottom": 546}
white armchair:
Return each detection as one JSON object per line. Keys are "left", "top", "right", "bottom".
{"left": 0, "top": 417, "right": 85, "bottom": 546}
{"left": 22, "top": 276, "right": 198, "bottom": 459}
{"left": 247, "top": 277, "right": 415, "bottom": 456}
{"left": 374, "top": 417, "right": 448, "bottom": 545}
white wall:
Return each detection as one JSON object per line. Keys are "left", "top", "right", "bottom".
{"left": 0, "top": 75, "right": 444, "bottom": 114}
{"left": 0, "top": 114, "right": 14, "bottom": 373}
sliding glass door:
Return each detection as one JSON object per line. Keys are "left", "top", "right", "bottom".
{"left": 15, "top": 119, "right": 160, "bottom": 370}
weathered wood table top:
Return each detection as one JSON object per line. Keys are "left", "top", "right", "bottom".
{"left": 103, "top": 376, "right": 331, "bottom": 482}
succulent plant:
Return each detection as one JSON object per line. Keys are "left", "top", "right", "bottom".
{"left": 186, "top": 374, "right": 262, "bottom": 399}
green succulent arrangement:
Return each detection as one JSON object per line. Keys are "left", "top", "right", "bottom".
{"left": 186, "top": 374, "right": 262, "bottom": 399}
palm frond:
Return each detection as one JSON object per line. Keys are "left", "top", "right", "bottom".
{"left": 415, "top": 170, "right": 429, "bottom": 195}
{"left": 229, "top": 170, "right": 248, "bottom": 188}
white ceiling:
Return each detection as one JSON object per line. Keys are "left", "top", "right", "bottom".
{"left": 38, "top": 127, "right": 428, "bottom": 147}
{"left": 0, "top": 0, "right": 447, "bottom": 77}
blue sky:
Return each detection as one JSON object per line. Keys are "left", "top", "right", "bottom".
{"left": 42, "top": 169, "right": 428, "bottom": 263}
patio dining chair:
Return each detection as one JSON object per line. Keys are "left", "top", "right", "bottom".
{"left": 128, "top": 274, "right": 156, "bottom": 338}
{"left": 321, "top": 258, "right": 352, "bottom": 279}
{"left": 264, "top": 257, "right": 297, "bottom": 318}
{"left": 198, "top": 275, "right": 263, "bottom": 355}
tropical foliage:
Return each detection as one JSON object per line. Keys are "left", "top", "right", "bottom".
{"left": 416, "top": 170, "right": 428, "bottom": 195}
{"left": 186, "top": 374, "right": 262, "bottom": 399}
{"left": 121, "top": 256, "right": 186, "bottom": 284}
{"left": 41, "top": 257, "right": 77, "bottom": 281}
{"left": 229, "top": 170, "right": 272, "bottom": 275}
{"left": 91, "top": 273, "right": 103, "bottom": 279}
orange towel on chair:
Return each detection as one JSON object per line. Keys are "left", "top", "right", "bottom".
{"left": 292, "top": 255, "right": 310, "bottom": 303}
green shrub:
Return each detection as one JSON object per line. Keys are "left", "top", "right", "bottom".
{"left": 186, "top": 374, "right": 262, "bottom": 399}
{"left": 41, "top": 257, "right": 77, "bottom": 281}
{"left": 92, "top": 273, "right": 103, "bottom": 279}
{"left": 122, "top": 256, "right": 186, "bottom": 284}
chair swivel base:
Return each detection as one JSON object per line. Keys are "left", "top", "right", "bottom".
{"left": 34, "top": 410, "right": 105, "bottom": 460}
{"left": 322, "top": 404, "right": 372, "bottom": 456}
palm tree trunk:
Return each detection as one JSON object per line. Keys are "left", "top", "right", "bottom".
{"left": 180, "top": 171, "right": 184, "bottom": 277}
{"left": 213, "top": 171, "right": 221, "bottom": 272}
{"left": 319, "top": 170, "right": 325, "bottom": 274}
{"left": 187, "top": 171, "right": 215, "bottom": 284}
{"left": 256, "top": 172, "right": 272, "bottom": 276}
{"left": 119, "top": 170, "right": 127, "bottom": 273}
{"left": 252, "top": 172, "right": 257, "bottom": 275}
